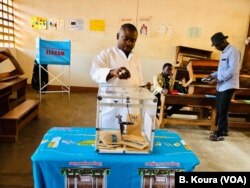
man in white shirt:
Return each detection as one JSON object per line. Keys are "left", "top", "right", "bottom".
{"left": 90, "top": 23, "right": 150, "bottom": 129}
{"left": 90, "top": 23, "right": 144, "bottom": 87}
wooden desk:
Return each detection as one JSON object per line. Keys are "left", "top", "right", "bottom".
{"left": 0, "top": 77, "right": 39, "bottom": 142}
{"left": 228, "top": 100, "right": 250, "bottom": 128}
{"left": 188, "top": 83, "right": 216, "bottom": 95}
{"left": 157, "top": 93, "right": 250, "bottom": 130}
{"left": 157, "top": 94, "right": 217, "bottom": 130}
{"left": 188, "top": 83, "right": 250, "bottom": 100}
{"left": 0, "top": 83, "right": 12, "bottom": 116}
{"left": 0, "top": 78, "right": 27, "bottom": 116}
{"left": 5, "top": 77, "right": 27, "bottom": 109}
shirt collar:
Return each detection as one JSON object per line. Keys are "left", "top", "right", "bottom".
{"left": 115, "top": 46, "right": 134, "bottom": 58}
{"left": 222, "top": 44, "right": 231, "bottom": 53}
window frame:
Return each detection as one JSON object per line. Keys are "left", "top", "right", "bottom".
{"left": 0, "top": 0, "right": 14, "bottom": 48}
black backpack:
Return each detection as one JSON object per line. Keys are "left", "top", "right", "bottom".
{"left": 31, "top": 60, "right": 48, "bottom": 92}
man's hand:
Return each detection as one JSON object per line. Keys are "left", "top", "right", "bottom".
{"left": 202, "top": 75, "right": 217, "bottom": 85}
{"left": 139, "top": 82, "right": 152, "bottom": 90}
{"left": 161, "top": 89, "right": 168, "bottom": 95}
{"left": 114, "top": 67, "right": 131, "bottom": 79}
{"left": 107, "top": 67, "right": 131, "bottom": 81}
{"left": 208, "top": 78, "right": 217, "bottom": 85}
{"left": 145, "top": 82, "right": 152, "bottom": 90}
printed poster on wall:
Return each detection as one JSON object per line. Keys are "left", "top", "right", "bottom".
{"left": 89, "top": 20, "right": 105, "bottom": 31}
{"left": 68, "top": 19, "right": 83, "bottom": 31}
{"left": 31, "top": 16, "right": 47, "bottom": 30}
{"left": 57, "top": 19, "right": 65, "bottom": 30}
{"left": 138, "top": 17, "right": 152, "bottom": 36}
{"left": 48, "top": 19, "right": 58, "bottom": 30}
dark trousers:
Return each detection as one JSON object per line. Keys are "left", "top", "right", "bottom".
{"left": 216, "top": 89, "right": 235, "bottom": 136}
{"left": 155, "top": 93, "right": 183, "bottom": 116}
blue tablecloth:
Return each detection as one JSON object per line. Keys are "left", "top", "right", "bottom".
{"left": 31, "top": 127, "right": 200, "bottom": 188}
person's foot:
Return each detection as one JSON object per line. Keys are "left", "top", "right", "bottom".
{"left": 209, "top": 134, "right": 224, "bottom": 141}
{"left": 210, "top": 131, "right": 228, "bottom": 136}
{"left": 222, "top": 131, "right": 228, "bottom": 136}
{"left": 164, "top": 111, "right": 174, "bottom": 117}
{"left": 163, "top": 113, "right": 169, "bottom": 118}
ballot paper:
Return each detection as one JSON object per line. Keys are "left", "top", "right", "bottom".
{"left": 201, "top": 77, "right": 213, "bottom": 82}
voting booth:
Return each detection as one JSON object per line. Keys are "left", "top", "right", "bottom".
{"left": 35, "top": 37, "right": 71, "bottom": 102}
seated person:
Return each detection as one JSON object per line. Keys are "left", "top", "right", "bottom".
{"left": 151, "top": 63, "right": 186, "bottom": 116}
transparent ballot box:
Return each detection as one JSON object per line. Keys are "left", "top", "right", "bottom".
{"left": 95, "top": 85, "right": 157, "bottom": 154}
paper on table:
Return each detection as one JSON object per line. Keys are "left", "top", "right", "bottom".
{"left": 122, "top": 135, "right": 148, "bottom": 150}
{"left": 205, "top": 94, "right": 216, "bottom": 98}
{"left": 201, "top": 77, "right": 213, "bottom": 82}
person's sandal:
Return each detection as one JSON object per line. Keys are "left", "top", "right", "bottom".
{"left": 210, "top": 131, "right": 228, "bottom": 137}
{"left": 210, "top": 134, "right": 224, "bottom": 141}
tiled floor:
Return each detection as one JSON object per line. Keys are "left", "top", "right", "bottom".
{"left": 0, "top": 88, "right": 249, "bottom": 187}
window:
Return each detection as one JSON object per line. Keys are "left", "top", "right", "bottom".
{"left": 0, "top": 0, "right": 14, "bottom": 48}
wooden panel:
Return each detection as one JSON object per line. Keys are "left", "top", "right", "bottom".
{"left": 0, "top": 76, "right": 40, "bottom": 143}
{"left": 0, "top": 77, "right": 27, "bottom": 111}
{"left": 0, "top": 86, "right": 12, "bottom": 116}
{"left": 191, "top": 59, "right": 218, "bottom": 75}
{"left": 241, "top": 22, "right": 250, "bottom": 71}
{"left": 173, "top": 46, "right": 214, "bottom": 84}
{"left": 0, "top": 48, "right": 24, "bottom": 81}
{"left": 229, "top": 100, "right": 250, "bottom": 113}
{"left": 0, "top": 99, "right": 39, "bottom": 143}
{"left": 184, "top": 59, "right": 219, "bottom": 87}
{"left": 188, "top": 84, "right": 250, "bottom": 100}
{"left": 188, "top": 83, "right": 216, "bottom": 95}
{"left": 0, "top": 99, "right": 39, "bottom": 119}
{"left": 163, "top": 94, "right": 216, "bottom": 107}
{"left": 175, "top": 46, "right": 213, "bottom": 65}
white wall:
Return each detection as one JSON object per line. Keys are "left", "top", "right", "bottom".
{"left": 13, "top": 0, "right": 250, "bottom": 87}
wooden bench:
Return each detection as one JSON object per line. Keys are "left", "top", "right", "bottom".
{"left": 157, "top": 93, "right": 250, "bottom": 130}
{"left": 228, "top": 99, "right": 250, "bottom": 128}
{"left": 157, "top": 94, "right": 217, "bottom": 130}
{"left": 0, "top": 77, "right": 27, "bottom": 115}
{"left": 184, "top": 59, "right": 218, "bottom": 87}
{"left": 0, "top": 99, "right": 39, "bottom": 142}
{"left": 188, "top": 84, "right": 250, "bottom": 126}
{"left": 169, "top": 58, "right": 250, "bottom": 129}
{"left": 188, "top": 83, "right": 250, "bottom": 99}
{"left": 0, "top": 83, "right": 12, "bottom": 116}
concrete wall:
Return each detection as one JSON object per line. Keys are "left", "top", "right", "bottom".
{"left": 13, "top": 0, "right": 250, "bottom": 87}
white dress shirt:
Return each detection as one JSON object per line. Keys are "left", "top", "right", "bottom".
{"left": 90, "top": 46, "right": 144, "bottom": 86}
{"left": 90, "top": 46, "right": 145, "bottom": 129}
